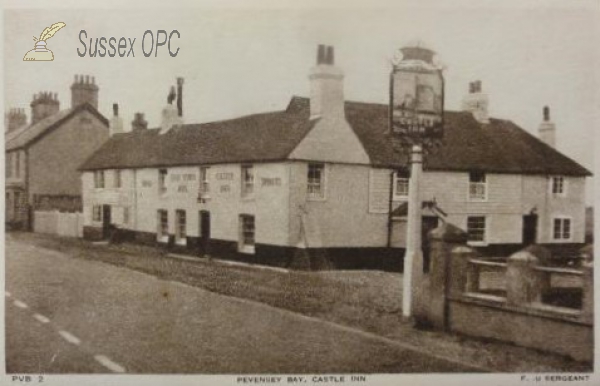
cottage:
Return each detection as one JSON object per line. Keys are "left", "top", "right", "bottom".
{"left": 5, "top": 75, "right": 109, "bottom": 229}
{"left": 79, "top": 46, "right": 590, "bottom": 269}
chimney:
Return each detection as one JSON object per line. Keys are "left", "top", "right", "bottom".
{"left": 309, "top": 44, "right": 345, "bottom": 119}
{"left": 159, "top": 81, "right": 183, "bottom": 134}
{"left": 176, "top": 77, "right": 184, "bottom": 117}
{"left": 538, "top": 106, "right": 556, "bottom": 148}
{"left": 30, "top": 91, "right": 60, "bottom": 124}
{"left": 5, "top": 108, "right": 27, "bottom": 133}
{"left": 70, "top": 74, "right": 99, "bottom": 109}
{"left": 131, "top": 112, "right": 148, "bottom": 131}
{"left": 461, "top": 80, "right": 489, "bottom": 124}
{"left": 110, "top": 103, "right": 124, "bottom": 136}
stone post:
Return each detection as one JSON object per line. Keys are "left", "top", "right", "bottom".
{"left": 420, "top": 222, "right": 468, "bottom": 330}
{"left": 506, "top": 250, "right": 541, "bottom": 306}
{"left": 581, "top": 260, "right": 593, "bottom": 324}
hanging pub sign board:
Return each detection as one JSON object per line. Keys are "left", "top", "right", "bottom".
{"left": 390, "top": 45, "right": 444, "bottom": 143}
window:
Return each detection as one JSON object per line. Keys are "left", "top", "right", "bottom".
{"left": 114, "top": 170, "right": 122, "bottom": 188}
{"left": 469, "top": 171, "right": 486, "bottom": 201}
{"left": 241, "top": 165, "right": 254, "bottom": 198}
{"left": 157, "top": 210, "right": 168, "bottom": 241}
{"left": 93, "top": 205, "right": 102, "bottom": 222}
{"left": 14, "top": 192, "right": 21, "bottom": 211}
{"left": 467, "top": 216, "right": 486, "bottom": 243}
{"left": 15, "top": 152, "right": 21, "bottom": 178}
{"left": 553, "top": 218, "right": 571, "bottom": 240}
{"left": 175, "top": 210, "right": 187, "bottom": 244}
{"left": 123, "top": 206, "right": 130, "bottom": 225}
{"left": 159, "top": 169, "right": 168, "bottom": 195}
{"left": 239, "top": 214, "right": 255, "bottom": 253}
{"left": 551, "top": 176, "right": 566, "bottom": 196}
{"left": 307, "top": 163, "right": 325, "bottom": 200}
{"left": 6, "top": 153, "right": 13, "bottom": 178}
{"left": 199, "top": 166, "right": 210, "bottom": 195}
{"left": 393, "top": 170, "right": 410, "bottom": 199}
{"left": 94, "top": 170, "right": 105, "bottom": 189}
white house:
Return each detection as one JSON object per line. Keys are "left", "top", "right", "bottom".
{"left": 79, "top": 45, "right": 590, "bottom": 270}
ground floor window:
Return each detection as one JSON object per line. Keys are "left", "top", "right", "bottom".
{"left": 553, "top": 217, "right": 571, "bottom": 240}
{"left": 157, "top": 209, "right": 169, "bottom": 242}
{"left": 176, "top": 210, "right": 187, "bottom": 245}
{"left": 93, "top": 205, "right": 102, "bottom": 222}
{"left": 467, "top": 216, "right": 486, "bottom": 243}
{"left": 239, "top": 214, "right": 255, "bottom": 254}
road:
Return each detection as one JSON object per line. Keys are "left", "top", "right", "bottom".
{"left": 5, "top": 235, "right": 473, "bottom": 374}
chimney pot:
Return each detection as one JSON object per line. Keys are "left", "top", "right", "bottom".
{"left": 326, "top": 46, "right": 334, "bottom": 65}
{"left": 176, "top": 77, "right": 184, "bottom": 117}
{"left": 113, "top": 103, "right": 119, "bottom": 117}
{"left": 543, "top": 106, "right": 550, "bottom": 122}
{"left": 317, "top": 44, "right": 326, "bottom": 65}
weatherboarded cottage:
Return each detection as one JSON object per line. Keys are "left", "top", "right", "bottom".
{"left": 5, "top": 75, "right": 109, "bottom": 229}
{"left": 79, "top": 47, "right": 590, "bottom": 269}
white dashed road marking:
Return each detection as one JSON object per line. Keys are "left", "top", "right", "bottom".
{"left": 5, "top": 291, "right": 11, "bottom": 297}
{"left": 33, "top": 313, "right": 51, "bottom": 324}
{"left": 58, "top": 330, "right": 81, "bottom": 345}
{"left": 94, "top": 355, "right": 126, "bottom": 373}
{"left": 13, "top": 300, "right": 28, "bottom": 309}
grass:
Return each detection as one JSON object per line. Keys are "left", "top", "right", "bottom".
{"left": 7, "top": 231, "right": 593, "bottom": 373}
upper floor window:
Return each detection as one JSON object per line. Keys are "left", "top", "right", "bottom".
{"left": 6, "top": 153, "right": 12, "bottom": 178}
{"left": 15, "top": 152, "right": 21, "bottom": 178}
{"left": 94, "top": 170, "right": 105, "bottom": 189}
{"left": 393, "top": 170, "right": 409, "bottom": 199}
{"left": 114, "top": 170, "right": 122, "bottom": 188}
{"left": 469, "top": 171, "right": 486, "bottom": 201}
{"left": 553, "top": 217, "right": 571, "bottom": 240}
{"left": 159, "top": 169, "right": 168, "bottom": 195}
{"left": 199, "top": 166, "right": 210, "bottom": 195}
{"left": 241, "top": 165, "right": 254, "bottom": 198}
{"left": 307, "top": 163, "right": 326, "bottom": 200}
{"left": 551, "top": 176, "right": 566, "bottom": 196}
{"left": 467, "top": 216, "right": 486, "bottom": 243}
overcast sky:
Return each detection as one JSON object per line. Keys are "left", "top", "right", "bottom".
{"left": 3, "top": 1, "right": 598, "bottom": 203}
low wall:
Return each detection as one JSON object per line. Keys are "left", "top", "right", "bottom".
{"left": 448, "top": 295, "right": 593, "bottom": 362}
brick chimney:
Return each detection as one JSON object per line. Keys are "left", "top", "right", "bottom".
{"left": 131, "top": 112, "right": 148, "bottom": 131}
{"left": 30, "top": 92, "right": 60, "bottom": 124}
{"left": 5, "top": 108, "right": 27, "bottom": 133}
{"left": 71, "top": 74, "right": 99, "bottom": 109}
{"left": 538, "top": 106, "right": 556, "bottom": 148}
{"left": 461, "top": 80, "right": 489, "bottom": 124}
{"left": 309, "top": 45, "right": 345, "bottom": 119}
{"left": 110, "top": 103, "right": 124, "bottom": 136}
{"left": 160, "top": 80, "right": 184, "bottom": 134}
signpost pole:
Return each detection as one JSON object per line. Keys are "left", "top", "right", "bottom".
{"left": 402, "top": 144, "right": 423, "bottom": 317}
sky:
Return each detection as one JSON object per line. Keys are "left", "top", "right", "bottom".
{"left": 3, "top": 1, "right": 599, "bottom": 203}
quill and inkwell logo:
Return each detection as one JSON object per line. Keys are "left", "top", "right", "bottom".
{"left": 23, "top": 22, "right": 66, "bottom": 61}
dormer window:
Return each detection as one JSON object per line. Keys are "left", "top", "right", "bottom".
{"left": 551, "top": 176, "right": 566, "bottom": 196}
{"left": 468, "top": 171, "right": 486, "bottom": 201}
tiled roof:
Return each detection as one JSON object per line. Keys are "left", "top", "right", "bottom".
{"left": 79, "top": 96, "right": 591, "bottom": 177}
{"left": 5, "top": 103, "right": 109, "bottom": 151}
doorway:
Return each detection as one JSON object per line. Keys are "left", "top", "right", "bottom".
{"left": 102, "top": 205, "right": 112, "bottom": 239}
{"left": 199, "top": 211, "right": 211, "bottom": 256}
{"left": 522, "top": 214, "right": 538, "bottom": 246}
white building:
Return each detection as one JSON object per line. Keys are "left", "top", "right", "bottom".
{"left": 79, "top": 45, "right": 590, "bottom": 270}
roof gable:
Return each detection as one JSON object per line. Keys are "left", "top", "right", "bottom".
{"left": 5, "top": 103, "right": 109, "bottom": 151}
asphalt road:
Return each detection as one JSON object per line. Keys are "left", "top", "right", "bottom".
{"left": 5, "top": 235, "right": 474, "bottom": 374}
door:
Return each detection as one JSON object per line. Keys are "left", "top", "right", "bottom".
{"left": 523, "top": 214, "right": 538, "bottom": 245}
{"left": 199, "top": 211, "right": 211, "bottom": 256}
{"left": 102, "top": 205, "right": 112, "bottom": 239}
